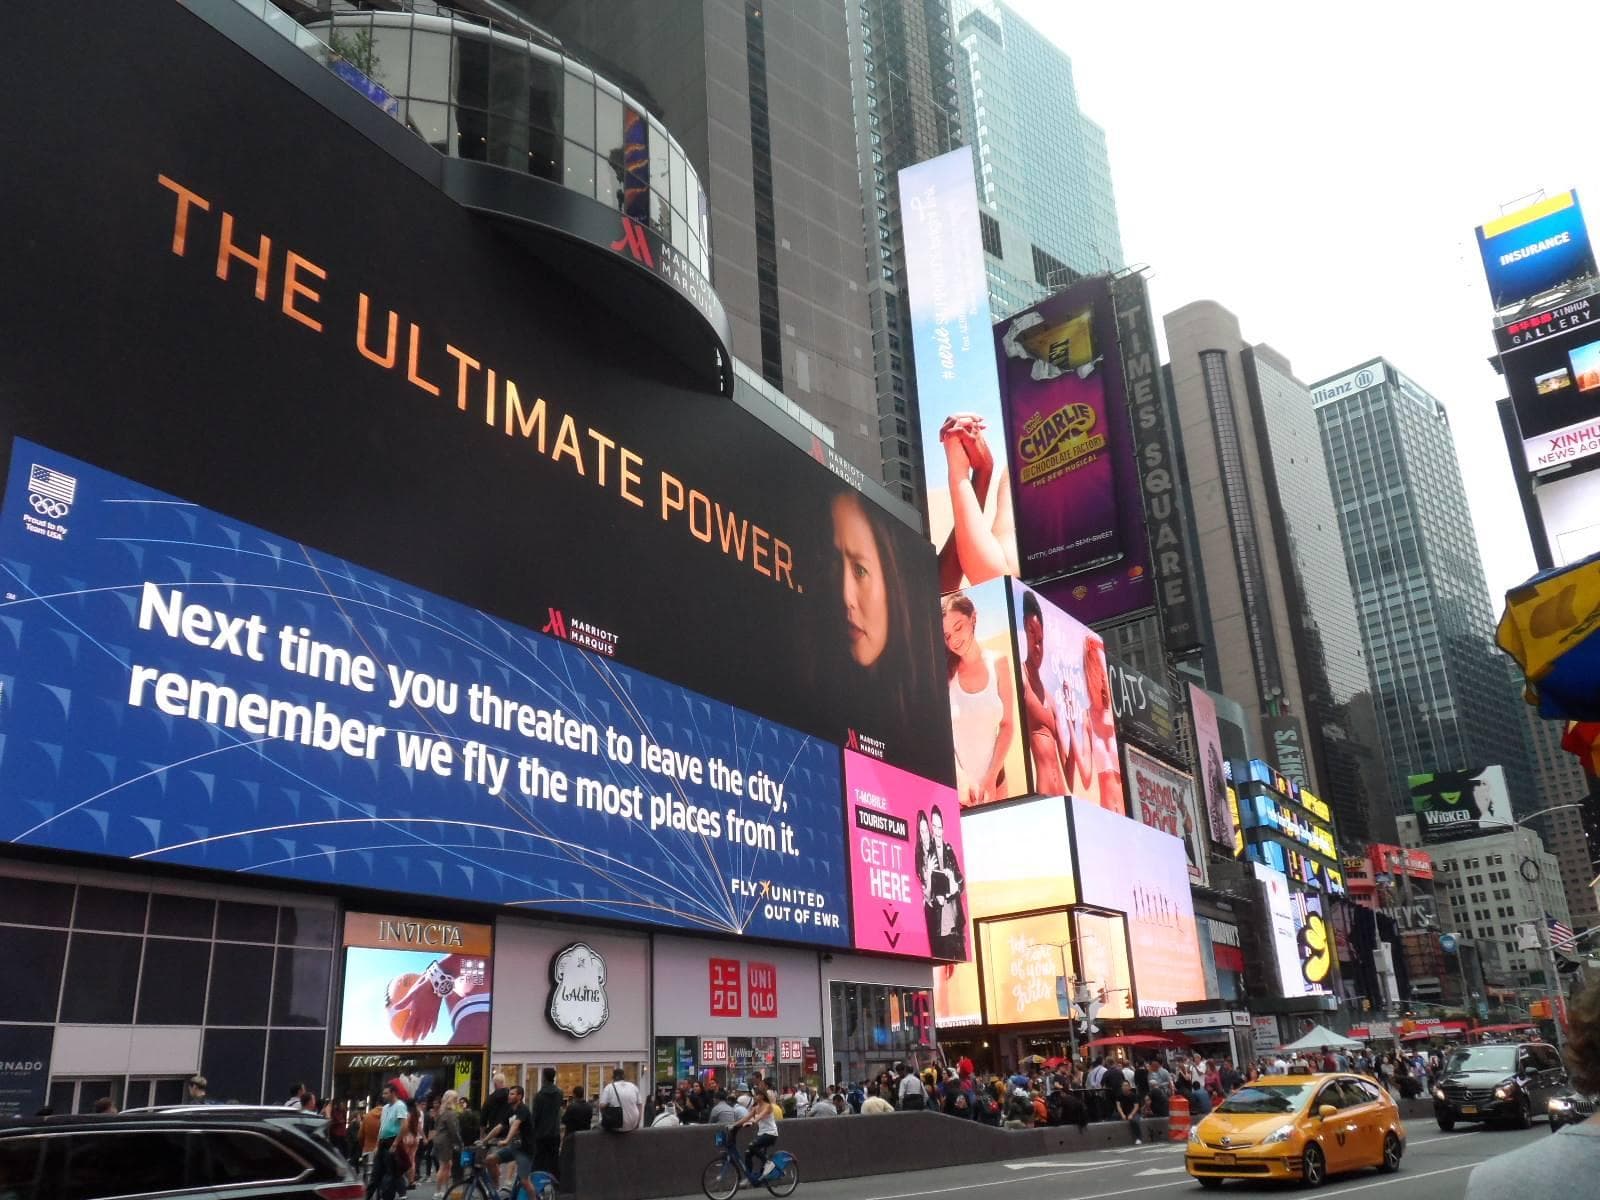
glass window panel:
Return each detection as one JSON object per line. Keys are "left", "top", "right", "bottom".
{"left": 405, "top": 100, "right": 450, "bottom": 152}
{"left": 407, "top": 28, "right": 453, "bottom": 103}
{"left": 60, "top": 933, "right": 140, "bottom": 1023}
{"left": 363, "top": 26, "right": 411, "bottom": 96}
{"left": 207, "top": 943, "right": 273, "bottom": 1026}
{"left": 0, "top": 926, "right": 66, "bottom": 1021}
{"left": 595, "top": 88, "right": 623, "bottom": 177}
{"left": 528, "top": 125, "right": 561, "bottom": 182}
{"left": 529, "top": 56, "right": 561, "bottom": 135}
{"left": 453, "top": 35, "right": 489, "bottom": 111}
{"left": 457, "top": 106, "right": 489, "bottom": 162}
{"left": 150, "top": 893, "right": 214, "bottom": 939}
{"left": 277, "top": 906, "right": 333, "bottom": 949}
{"left": 74, "top": 886, "right": 147, "bottom": 933}
{"left": 3, "top": 878, "right": 73, "bottom": 926}
{"left": 671, "top": 144, "right": 687, "bottom": 221}
{"left": 202, "top": 1028, "right": 267, "bottom": 1105}
{"left": 265, "top": 1030, "right": 328, "bottom": 1111}
{"left": 488, "top": 112, "right": 530, "bottom": 170}
{"left": 137, "top": 938, "right": 211, "bottom": 1025}
{"left": 271, "top": 947, "right": 331, "bottom": 1027}
{"left": 217, "top": 901, "right": 277, "bottom": 943}
{"left": 563, "top": 140, "right": 596, "bottom": 198}
{"left": 671, "top": 203, "right": 688, "bottom": 255}
{"left": 563, "top": 71, "right": 594, "bottom": 147}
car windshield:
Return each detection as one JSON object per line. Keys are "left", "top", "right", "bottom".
{"left": 1446, "top": 1047, "right": 1518, "bottom": 1073}
{"left": 1216, "top": 1084, "right": 1316, "bottom": 1114}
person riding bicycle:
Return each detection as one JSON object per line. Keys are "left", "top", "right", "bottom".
{"left": 737, "top": 1085, "right": 780, "bottom": 1186}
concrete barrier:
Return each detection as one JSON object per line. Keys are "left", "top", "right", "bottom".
{"left": 560, "top": 1113, "right": 1172, "bottom": 1199}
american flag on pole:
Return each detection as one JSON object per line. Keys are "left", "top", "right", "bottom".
{"left": 1547, "top": 915, "right": 1576, "bottom": 953}
{"left": 28, "top": 464, "right": 76, "bottom": 505}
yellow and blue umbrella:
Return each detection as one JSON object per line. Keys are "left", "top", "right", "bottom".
{"left": 1496, "top": 549, "right": 1600, "bottom": 721}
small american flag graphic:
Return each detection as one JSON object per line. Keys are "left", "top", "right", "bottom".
{"left": 29, "top": 464, "right": 77, "bottom": 505}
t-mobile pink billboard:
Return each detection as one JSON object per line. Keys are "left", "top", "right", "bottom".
{"left": 845, "top": 749, "right": 968, "bottom": 961}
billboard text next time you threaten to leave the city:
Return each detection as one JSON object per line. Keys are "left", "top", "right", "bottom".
{"left": 0, "top": 443, "right": 851, "bottom": 948}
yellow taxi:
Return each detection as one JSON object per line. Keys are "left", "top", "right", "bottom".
{"left": 1185, "top": 1074, "right": 1405, "bottom": 1188}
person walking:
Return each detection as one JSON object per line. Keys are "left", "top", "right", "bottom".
{"left": 561, "top": 1085, "right": 594, "bottom": 1145}
{"left": 366, "top": 1080, "right": 409, "bottom": 1200}
{"left": 431, "top": 1090, "right": 462, "bottom": 1200}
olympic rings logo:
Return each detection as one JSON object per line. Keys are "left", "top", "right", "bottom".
{"left": 29, "top": 493, "right": 69, "bottom": 520}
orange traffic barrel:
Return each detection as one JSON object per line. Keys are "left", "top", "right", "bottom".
{"left": 1168, "top": 1093, "right": 1191, "bottom": 1143}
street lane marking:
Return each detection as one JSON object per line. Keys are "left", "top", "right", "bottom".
{"left": 862, "top": 1179, "right": 1192, "bottom": 1200}
{"left": 1002, "top": 1160, "right": 1120, "bottom": 1170}
{"left": 1134, "top": 1167, "right": 1187, "bottom": 1176}
{"left": 1318, "top": 1162, "right": 1478, "bottom": 1194}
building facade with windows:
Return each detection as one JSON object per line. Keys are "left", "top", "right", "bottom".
{"left": 1163, "top": 302, "right": 1392, "bottom": 847}
{"left": 951, "top": 0, "right": 1122, "bottom": 317}
{"left": 1398, "top": 818, "right": 1571, "bottom": 989}
{"left": 844, "top": 0, "right": 962, "bottom": 503}
{"left": 1313, "top": 360, "right": 1539, "bottom": 819}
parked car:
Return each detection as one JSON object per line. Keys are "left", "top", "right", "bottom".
{"left": 1432, "top": 1041, "right": 1569, "bottom": 1130}
{"left": 1184, "top": 1074, "right": 1405, "bottom": 1189}
{"left": 1548, "top": 1089, "right": 1597, "bottom": 1133}
{"left": 0, "top": 1106, "right": 361, "bottom": 1200}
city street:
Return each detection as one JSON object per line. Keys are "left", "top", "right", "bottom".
{"left": 661, "top": 1123, "right": 1549, "bottom": 1200}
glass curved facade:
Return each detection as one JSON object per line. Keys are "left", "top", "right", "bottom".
{"left": 258, "top": 5, "right": 711, "bottom": 281}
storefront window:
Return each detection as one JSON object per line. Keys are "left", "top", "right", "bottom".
{"left": 829, "top": 982, "right": 934, "bottom": 1087}
{"left": 652, "top": 1037, "right": 818, "bottom": 1092}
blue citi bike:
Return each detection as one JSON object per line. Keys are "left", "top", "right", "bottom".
{"left": 445, "top": 1142, "right": 557, "bottom": 1200}
{"left": 701, "top": 1124, "right": 799, "bottom": 1200}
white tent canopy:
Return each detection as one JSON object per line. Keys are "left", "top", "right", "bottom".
{"left": 1276, "top": 1024, "right": 1365, "bottom": 1053}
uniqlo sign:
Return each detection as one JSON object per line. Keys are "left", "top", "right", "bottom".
{"left": 709, "top": 958, "right": 742, "bottom": 1017}
{"left": 701, "top": 1038, "right": 729, "bottom": 1065}
{"left": 748, "top": 962, "right": 778, "bottom": 1019}
{"left": 707, "top": 956, "right": 779, "bottom": 1019}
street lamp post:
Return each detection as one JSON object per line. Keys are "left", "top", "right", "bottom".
{"left": 1507, "top": 802, "right": 1587, "bottom": 1058}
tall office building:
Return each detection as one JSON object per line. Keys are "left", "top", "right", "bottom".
{"left": 1314, "top": 359, "right": 1539, "bottom": 820}
{"left": 1164, "top": 301, "right": 1392, "bottom": 847}
{"left": 1522, "top": 704, "right": 1600, "bottom": 932}
{"left": 951, "top": 0, "right": 1122, "bottom": 318}
{"left": 517, "top": 0, "right": 882, "bottom": 472}
{"left": 844, "top": 0, "right": 961, "bottom": 503}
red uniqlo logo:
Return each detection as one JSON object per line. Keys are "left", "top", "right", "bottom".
{"left": 748, "top": 961, "right": 778, "bottom": 1019}
{"left": 709, "top": 957, "right": 742, "bottom": 1018}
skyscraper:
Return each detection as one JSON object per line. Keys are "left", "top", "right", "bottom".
{"left": 951, "top": 0, "right": 1122, "bottom": 317}
{"left": 1164, "top": 301, "right": 1392, "bottom": 846}
{"left": 1314, "top": 359, "right": 1539, "bottom": 819}
{"left": 845, "top": 0, "right": 961, "bottom": 504}
{"left": 517, "top": 0, "right": 883, "bottom": 472}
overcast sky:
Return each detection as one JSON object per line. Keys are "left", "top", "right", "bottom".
{"left": 1013, "top": 0, "right": 1600, "bottom": 607}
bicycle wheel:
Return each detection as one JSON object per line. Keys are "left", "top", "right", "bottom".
{"left": 765, "top": 1159, "right": 799, "bottom": 1198}
{"left": 444, "top": 1179, "right": 491, "bottom": 1200}
{"left": 702, "top": 1156, "right": 741, "bottom": 1200}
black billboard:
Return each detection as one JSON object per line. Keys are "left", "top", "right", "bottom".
{"left": 0, "top": 3, "right": 952, "bottom": 786}
{"left": 1499, "top": 294, "right": 1600, "bottom": 474}
{"left": 1106, "top": 655, "right": 1175, "bottom": 756}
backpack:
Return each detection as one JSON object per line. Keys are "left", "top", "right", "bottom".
{"left": 1046, "top": 1090, "right": 1069, "bottom": 1125}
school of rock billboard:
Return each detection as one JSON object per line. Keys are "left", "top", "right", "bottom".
{"left": 0, "top": 2, "right": 958, "bottom": 961}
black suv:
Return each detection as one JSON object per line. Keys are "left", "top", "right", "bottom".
{"left": 0, "top": 1106, "right": 361, "bottom": 1200}
{"left": 1432, "top": 1041, "right": 1569, "bottom": 1130}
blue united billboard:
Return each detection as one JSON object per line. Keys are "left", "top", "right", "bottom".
{"left": 1477, "top": 190, "right": 1598, "bottom": 309}
{"left": 0, "top": 441, "right": 850, "bottom": 947}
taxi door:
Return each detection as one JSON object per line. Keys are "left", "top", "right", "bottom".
{"left": 1341, "top": 1077, "right": 1389, "bottom": 1168}
{"left": 1311, "top": 1080, "right": 1357, "bottom": 1174}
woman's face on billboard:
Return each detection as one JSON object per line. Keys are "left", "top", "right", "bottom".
{"left": 831, "top": 493, "right": 889, "bottom": 668}
{"left": 941, "top": 607, "right": 974, "bottom": 657}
